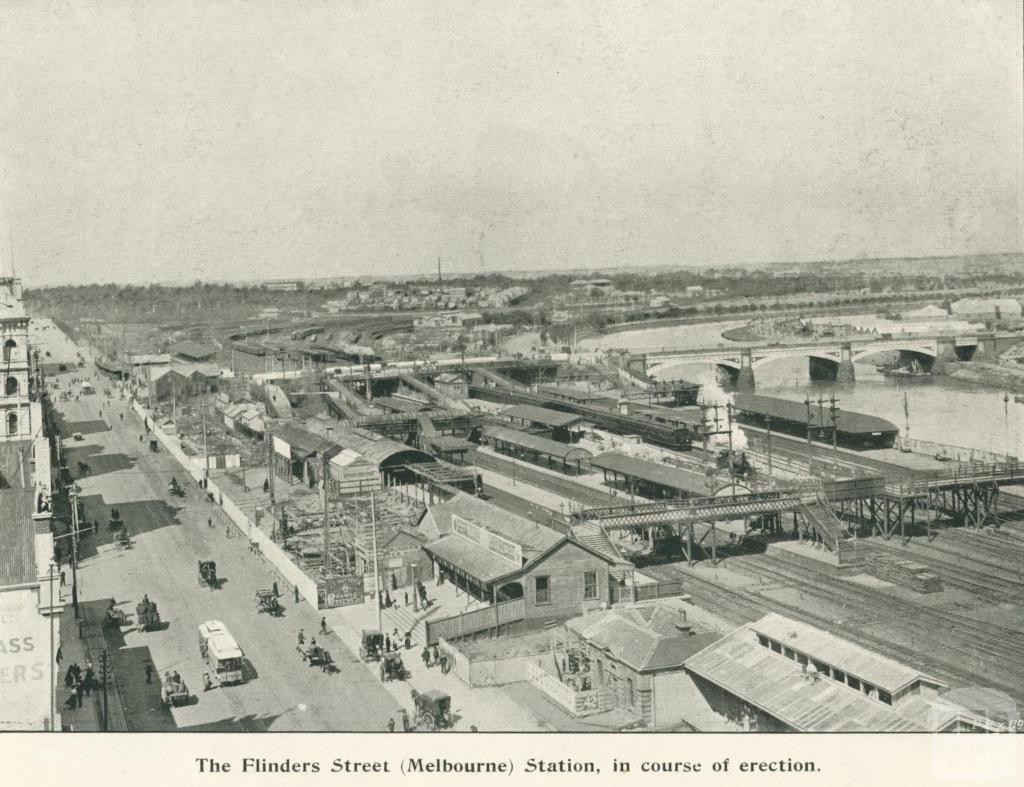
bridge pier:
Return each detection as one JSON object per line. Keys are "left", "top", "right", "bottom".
{"left": 972, "top": 332, "right": 998, "bottom": 360}
{"left": 836, "top": 342, "right": 856, "bottom": 383}
{"left": 735, "top": 348, "right": 755, "bottom": 391}
{"left": 930, "top": 336, "right": 958, "bottom": 375}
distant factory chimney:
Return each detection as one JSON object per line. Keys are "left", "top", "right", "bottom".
{"left": 437, "top": 256, "right": 442, "bottom": 283}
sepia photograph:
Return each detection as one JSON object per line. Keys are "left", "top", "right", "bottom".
{"left": 1, "top": 0, "right": 1022, "bottom": 769}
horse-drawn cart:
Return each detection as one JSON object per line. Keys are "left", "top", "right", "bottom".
{"left": 108, "top": 507, "right": 123, "bottom": 531}
{"left": 116, "top": 529, "right": 132, "bottom": 551}
{"left": 160, "top": 672, "right": 190, "bottom": 707}
{"left": 358, "top": 629, "right": 384, "bottom": 662}
{"left": 413, "top": 690, "right": 453, "bottom": 731}
{"left": 198, "top": 560, "right": 218, "bottom": 589}
{"left": 297, "top": 643, "right": 334, "bottom": 672}
{"left": 255, "top": 589, "right": 280, "bottom": 615}
{"left": 379, "top": 651, "right": 408, "bottom": 682}
{"left": 136, "top": 597, "right": 160, "bottom": 632}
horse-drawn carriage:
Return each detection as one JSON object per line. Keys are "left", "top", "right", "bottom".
{"left": 168, "top": 478, "right": 185, "bottom": 498}
{"left": 413, "top": 690, "right": 453, "bottom": 731}
{"left": 198, "top": 560, "right": 218, "bottom": 589}
{"left": 109, "top": 507, "right": 123, "bottom": 530}
{"left": 297, "top": 642, "right": 334, "bottom": 672}
{"left": 76, "top": 460, "right": 91, "bottom": 475}
{"left": 255, "top": 589, "right": 279, "bottom": 615}
{"left": 358, "top": 630, "right": 385, "bottom": 662}
{"left": 103, "top": 600, "right": 128, "bottom": 628}
{"left": 136, "top": 597, "right": 160, "bottom": 631}
{"left": 379, "top": 651, "right": 407, "bottom": 683}
{"left": 149, "top": 438, "right": 159, "bottom": 453}
{"left": 160, "top": 672, "right": 190, "bottom": 707}
{"left": 116, "top": 529, "right": 132, "bottom": 551}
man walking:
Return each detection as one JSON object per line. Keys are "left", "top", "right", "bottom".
{"left": 297, "top": 629, "right": 305, "bottom": 647}
{"left": 294, "top": 585, "right": 300, "bottom": 604}
{"left": 144, "top": 662, "right": 153, "bottom": 684}
{"left": 421, "top": 645, "right": 430, "bottom": 668}
{"left": 59, "top": 570, "right": 66, "bottom": 587}
{"left": 320, "top": 617, "right": 328, "bottom": 635}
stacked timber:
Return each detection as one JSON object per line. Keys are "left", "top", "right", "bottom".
{"left": 865, "top": 554, "right": 943, "bottom": 593}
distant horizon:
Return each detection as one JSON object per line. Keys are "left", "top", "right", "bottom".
{"left": 18, "top": 249, "right": 1023, "bottom": 290}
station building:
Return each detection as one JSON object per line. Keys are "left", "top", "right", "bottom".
{"left": 684, "top": 613, "right": 1003, "bottom": 732}
{"left": 417, "top": 494, "right": 618, "bottom": 620}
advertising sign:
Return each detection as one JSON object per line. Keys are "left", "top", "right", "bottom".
{"left": 317, "top": 574, "right": 363, "bottom": 609}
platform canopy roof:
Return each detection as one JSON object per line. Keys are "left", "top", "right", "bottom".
{"left": 502, "top": 404, "right": 583, "bottom": 429}
{"left": 590, "top": 452, "right": 705, "bottom": 495}
{"left": 484, "top": 425, "right": 592, "bottom": 463}
{"left": 733, "top": 394, "right": 898, "bottom": 436}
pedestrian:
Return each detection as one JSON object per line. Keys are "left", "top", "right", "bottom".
{"left": 60, "top": 570, "right": 66, "bottom": 587}
{"left": 421, "top": 645, "right": 430, "bottom": 668}
{"left": 384, "top": 634, "right": 392, "bottom": 652}
{"left": 208, "top": 517, "right": 213, "bottom": 528}
{"left": 144, "top": 663, "right": 153, "bottom": 684}
{"left": 84, "top": 668, "right": 95, "bottom": 697}
{"left": 64, "top": 666, "right": 75, "bottom": 688}
{"left": 404, "top": 631, "right": 411, "bottom": 650}
{"left": 263, "top": 479, "right": 269, "bottom": 493}
{"left": 390, "top": 572, "right": 397, "bottom": 591}
{"left": 272, "top": 581, "right": 279, "bottom": 598}
{"left": 297, "top": 629, "right": 305, "bottom": 647}
{"left": 75, "top": 679, "right": 85, "bottom": 706}
{"left": 320, "top": 617, "right": 327, "bottom": 635}
{"left": 404, "top": 591, "right": 409, "bottom": 606}
{"left": 56, "top": 644, "right": 63, "bottom": 664}
{"left": 387, "top": 717, "right": 395, "bottom": 732}
{"left": 401, "top": 709, "right": 411, "bottom": 732}
{"left": 225, "top": 523, "right": 231, "bottom": 538}
{"left": 294, "top": 585, "right": 300, "bottom": 604}
{"left": 431, "top": 645, "right": 440, "bottom": 667}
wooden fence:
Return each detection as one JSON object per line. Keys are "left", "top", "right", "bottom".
{"left": 424, "top": 598, "right": 525, "bottom": 645}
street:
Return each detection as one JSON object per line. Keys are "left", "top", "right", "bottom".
{"left": 52, "top": 374, "right": 399, "bottom": 731}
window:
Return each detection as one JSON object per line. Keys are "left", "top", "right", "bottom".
{"left": 4, "top": 377, "right": 18, "bottom": 396}
{"left": 878, "top": 690, "right": 893, "bottom": 706}
{"left": 847, "top": 676, "right": 861, "bottom": 691}
{"left": 6, "top": 413, "right": 16, "bottom": 435}
{"left": 2, "top": 339, "right": 14, "bottom": 363}
{"left": 783, "top": 647, "right": 796, "bottom": 659}
{"left": 583, "top": 571, "right": 598, "bottom": 601}
{"left": 626, "top": 678, "right": 635, "bottom": 708}
{"left": 832, "top": 669, "right": 846, "bottom": 683}
{"left": 796, "top": 653, "right": 808, "bottom": 666}
{"left": 812, "top": 660, "right": 830, "bottom": 677}
{"left": 770, "top": 641, "right": 782, "bottom": 654}
{"left": 757, "top": 635, "right": 769, "bottom": 648}
{"left": 534, "top": 576, "right": 550, "bottom": 605}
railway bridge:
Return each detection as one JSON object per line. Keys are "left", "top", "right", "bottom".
{"left": 641, "top": 333, "right": 997, "bottom": 389}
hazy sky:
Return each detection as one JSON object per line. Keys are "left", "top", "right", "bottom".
{"left": 1, "top": 1, "right": 1021, "bottom": 287}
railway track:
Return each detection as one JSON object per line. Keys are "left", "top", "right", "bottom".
{"left": 725, "top": 556, "right": 1024, "bottom": 686}
{"left": 646, "top": 560, "right": 1017, "bottom": 699}
{"left": 862, "top": 538, "right": 1024, "bottom": 600}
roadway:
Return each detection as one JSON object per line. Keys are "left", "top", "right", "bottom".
{"left": 52, "top": 374, "right": 396, "bottom": 731}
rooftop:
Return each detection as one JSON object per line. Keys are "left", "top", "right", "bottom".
{"left": 566, "top": 603, "right": 720, "bottom": 673}
{"left": 426, "top": 493, "right": 563, "bottom": 560}
{"left": 484, "top": 424, "right": 592, "bottom": 463}
{"left": 733, "top": 394, "right": 899, "bottom": 436}
{"left": 590, "top": 452, "right": 706, "bottom": 495}
{"left": 502, "top": 404, "right": 584, "bottom": 429}
{"left": 0, "top": 490, "right": 37, "bottom": 587}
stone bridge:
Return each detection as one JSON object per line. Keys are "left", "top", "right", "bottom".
{"left": 642, "top": 334, "right": 996, "bottom": 390}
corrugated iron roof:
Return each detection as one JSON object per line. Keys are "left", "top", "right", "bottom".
{"left": 0, "top": 490, "right": 37, "bottom": 587}
{"left": 484, "top": 425, "right": 592, "bottom": 462}
{"left": 685, "top": 619, "right": 926, "bottom": 732}
{"left": 590, "top": 452, "right": 706, "bottom": 494}
{"left": 502, "top": 404, "right": 583, "bottom": 429}
{"left": 733, "top": 394, "right": 899, "bottom": 436}
{"left": 426, "top": 493, "right": 562, "bottom": 558}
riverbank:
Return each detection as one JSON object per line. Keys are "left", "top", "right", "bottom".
{"left": 945, "top": 361, "right": 1024, "bottom": 393}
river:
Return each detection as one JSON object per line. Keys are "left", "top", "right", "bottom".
{"left": 582, "top": 323, "right": 1024, "bottom": 456}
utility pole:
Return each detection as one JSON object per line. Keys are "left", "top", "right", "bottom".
{"left": 765, "top": 415, "right": 774, "bottom": 482}
{"left": 322, "top": 455, "right": 331, "bottom": 573}
{"left": 804, "top": 397, "right": 813, "bottom": 447}
{"left": 371, "top": 492, "right": 382, "bottom": 631}
{"left": 829, "top": 395, "right": 840, "bottom": 475}
{"left": 48, "top": 562, "right": 56, "bottom": 731}
{"left": 266, "top": 429, "right": 277, "bottom": 539}
{"left": 69, "top": 486, "right": 80, "bottom": 619}
{"left": 100, "top": 650, "right": 110, "bottom": 731}
{"left": 201, "top": 385, "right": 210, "bottom": 484}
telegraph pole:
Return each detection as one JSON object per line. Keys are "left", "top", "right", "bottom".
{"left": 266, "top": 430, "right": 277, "bottom": 539}
{"left": 48, "top": 562, "right": 56, "bottom": 730}
{"left": 371, "top": 492, "right": 382, "bottom": 631}
{"left": 100, "top": 650, "right": 110, "bottom": 731}
{"left": 201, "top": 385, "right": 210, "bottom": 484}
{"left": 322, "top": 455, "right": 331, "bottom": 573}
{"left": 804, "top": 397, "right": 813, "bottom": 447}
{"left": 69, "top": 486, "right": 80, "bottom": 619}
{"left": 829, "top": 395, "right": 840, "bottom": 474}
{"left": 765, "top": 415, "right": 774, "bottom": 482}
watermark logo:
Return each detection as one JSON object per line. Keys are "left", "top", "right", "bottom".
{"left": 931, "top": 688, "right": 1018, "bottom": 782}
